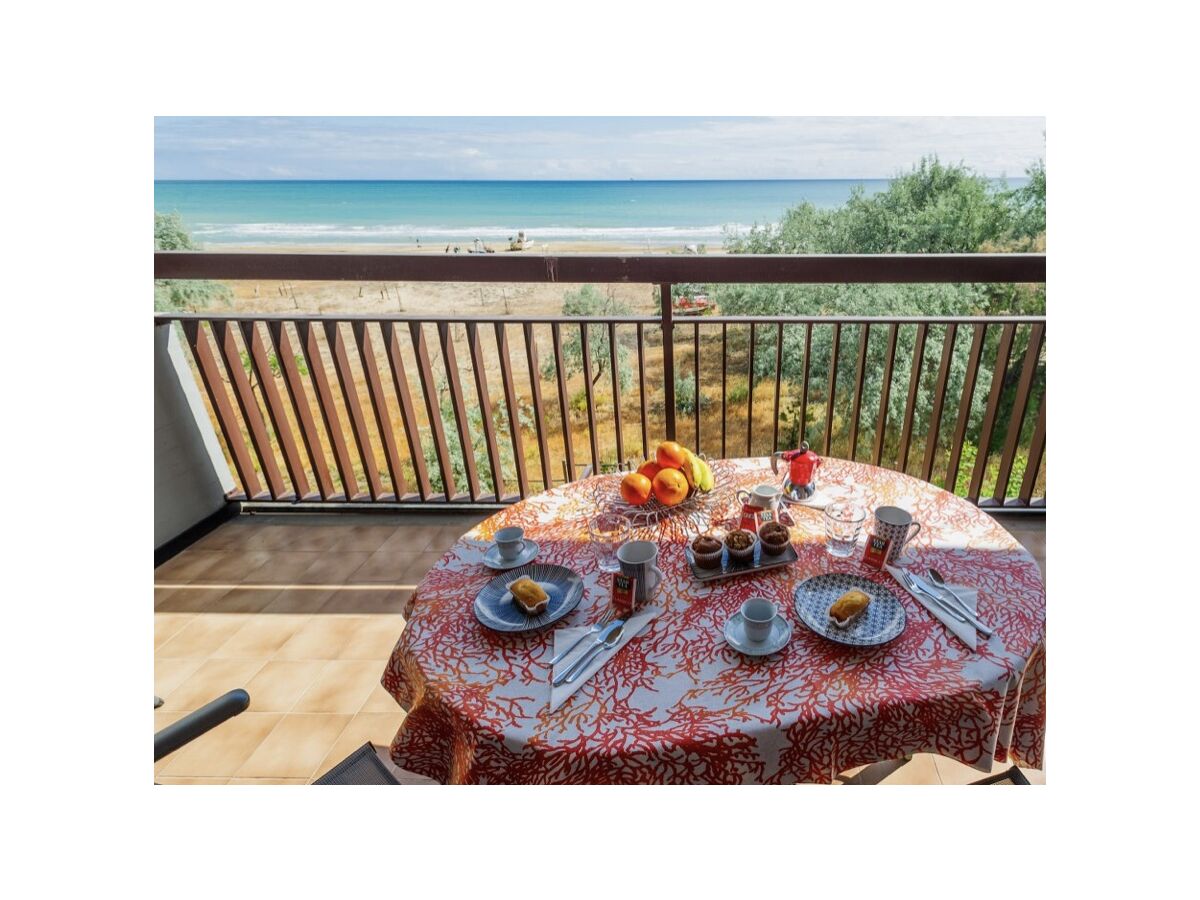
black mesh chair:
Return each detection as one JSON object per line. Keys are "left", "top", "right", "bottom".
{"left": 312, "top": 742, "right": 400, "bottom": 785}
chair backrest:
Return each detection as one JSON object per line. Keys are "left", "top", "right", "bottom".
{"left": 312, "top": 742, "right": 400, "bottom": 785}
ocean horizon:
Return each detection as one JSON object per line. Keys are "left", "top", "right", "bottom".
{"left": 154, "top": 178, "right": 1029, "bottom": 245}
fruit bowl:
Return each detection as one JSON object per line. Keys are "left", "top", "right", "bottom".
{"left": 606, "top": 442, "right": 722, "bottom": 531}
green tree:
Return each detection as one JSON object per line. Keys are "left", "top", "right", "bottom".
{"left": 154, "top": 211, "right": 231, "bottom": 311}
{"left": 717, "top": 156, "right": 1045, "bottom": 461}
{"left": 541, "top": 285, "right": 633, "bottom": 390}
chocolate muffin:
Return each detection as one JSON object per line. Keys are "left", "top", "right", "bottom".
{"left": 724, "top": 528, "right": 758, "bottom": 564}
{"left": 691, "top": 533, "right": 724, "bottom": 569}
{"left": 758, "top": 521, "right": 791, "bottom": 556}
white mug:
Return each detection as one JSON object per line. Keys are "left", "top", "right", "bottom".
{"left": 741, "top": 597, "right": 778, "bottom": 643}
{"left": 873, "top": 507, "right": 922, "bottom": 564}
{"left": 617, "top": 540, "right": 664, "bottom": 606}
{"left": 495, "top": 526, "right": 526, "bottom": 561}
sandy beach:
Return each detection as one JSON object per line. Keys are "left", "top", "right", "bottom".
{"left": 208, "top": 241, "right": 721, "bottom": 318}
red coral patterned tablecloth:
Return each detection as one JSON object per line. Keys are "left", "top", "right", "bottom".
{"left": 382, "top": 457, "right": 1046, "bottom": 784}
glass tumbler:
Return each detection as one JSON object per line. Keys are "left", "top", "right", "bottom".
{"left": 588, "top": 512, "right": 631, "bottom": 573}
{"left": 823, "top": 502, "right": 866, "bottom": 558}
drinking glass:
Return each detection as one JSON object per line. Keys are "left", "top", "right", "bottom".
{"left": 588, "top": 512, "right": 631, "bottom": 572}
{"left": 824, "top": 502, "right": 866, "bottom": 558}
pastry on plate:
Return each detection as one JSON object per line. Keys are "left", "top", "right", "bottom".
{"left": 508, "top": 577, "right": 550, "bottom": 615}
{"left": 829, "top": 589, "right": 870, "bottom": 628}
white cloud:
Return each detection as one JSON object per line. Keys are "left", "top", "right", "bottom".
{"left": 155, "top": 116, "right": 1045, "bottom": 179}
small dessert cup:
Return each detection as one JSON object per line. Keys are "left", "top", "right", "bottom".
{"left": 724, "top": 529, "right": 758, "bottom": 565}
{"left": 691, "top": 533, "right": 725, "bottom": 569}
{"left": 758, "top": 522, "right": 791, "bottom": 556}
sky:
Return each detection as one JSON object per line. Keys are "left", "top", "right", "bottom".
{"left": 154, "top": 116, "right": 1045, "bottom": 181}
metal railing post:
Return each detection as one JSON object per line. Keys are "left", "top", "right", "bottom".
{"left": 661, "top": 283, "right": 675, "bottom": 442}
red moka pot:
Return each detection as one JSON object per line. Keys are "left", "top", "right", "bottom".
{"left": 771, "top": 442, "right": 822, "bottom": 500}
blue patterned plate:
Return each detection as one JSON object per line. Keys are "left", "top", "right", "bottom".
{"left": 473, "top": 563, "right": 584, "bottom": 633}
{"left": 793, "top": 573, "right": 906, "bottom": 647}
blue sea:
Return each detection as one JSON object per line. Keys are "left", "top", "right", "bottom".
{"left": 153, "top": 179, "right": 1027, "bottom": 246}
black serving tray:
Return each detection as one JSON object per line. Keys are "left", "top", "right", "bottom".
{"left": 684, "top": 539, "right": 799, "bottom": 582}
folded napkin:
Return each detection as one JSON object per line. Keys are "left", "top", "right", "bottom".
{"left": 548, "top": 602, "right": 660, "bottom": 713}
{"left": 885, "top": 564, "right": 980, "bottom": 651}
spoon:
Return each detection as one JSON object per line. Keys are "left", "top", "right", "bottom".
{"left": 927, "top": 568, "right": 994, "bottom": 636}
{"left": 559, "top": 621, "right": 625, "bottom": 685}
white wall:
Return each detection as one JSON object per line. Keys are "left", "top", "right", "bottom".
{"left": 155, "top": 323, "right": 235, "bottom": 549}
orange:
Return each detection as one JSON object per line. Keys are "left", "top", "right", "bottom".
{"left": 620, "top": 472, "right": 653, "bottom": 506}
{"left": 656, "top": 440, "right": 690, "bottom": 471}
{"left": 652, "top": 467, "right": 689, "bottom": 506}
{"left": 637, "top": 460, "right": 662, "bottom": 481}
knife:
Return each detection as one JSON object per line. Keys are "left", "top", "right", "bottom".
{"left": 554, "top": 620, "right": 624, "bottom": 686}
{"left": 909, "top": 574, "right": 993, "bottom": 636}
{"left": 901, "top": 571, "right": 968, "bottom": 623}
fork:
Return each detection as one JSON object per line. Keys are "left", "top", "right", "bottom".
{"left": 548, "top": 606, "right": 616, "bottom": 667}
{"left": 899, "top": 570, "right": 968, "bottom": 624}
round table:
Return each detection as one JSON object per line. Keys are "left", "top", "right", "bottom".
{"left": 382, "top": 457, "right": 1046, "bottom": 784}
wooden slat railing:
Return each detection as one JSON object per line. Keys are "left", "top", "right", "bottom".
{"left": 155, "top": 253, "right": 1045, "bottom": 510}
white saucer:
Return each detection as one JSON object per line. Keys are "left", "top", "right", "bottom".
{"left": 483, "top": 540, "right": 540, "bottom": 570}
{"left": 723, "top": 612, "right": 793, "bottom": 657}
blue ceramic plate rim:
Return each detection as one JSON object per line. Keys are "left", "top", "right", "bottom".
{"left": 473, "top": 562, "right": 584, "bottom": 633}
{"left": 792, "top": 573, "right": 907, "bottom": 647}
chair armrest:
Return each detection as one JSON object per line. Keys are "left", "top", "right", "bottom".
{"left": 154, "top": 689, "right": 250, "bottom": 762}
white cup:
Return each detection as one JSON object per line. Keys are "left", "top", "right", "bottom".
{"left": 495, "top": 526, "right": 526, "bottom": 561}
{"left": 616, "top": 540, "right": 664, "bottom": 605}
{"left": 741, "top": 597, "right": 778, "bottom": 643}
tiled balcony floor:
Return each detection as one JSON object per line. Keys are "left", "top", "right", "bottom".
{"left": 154, "top": 511, "right": 1045, "bottom": 785}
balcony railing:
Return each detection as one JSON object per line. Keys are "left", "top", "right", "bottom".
{"left": 154, "top": 253, "right": 1046, "bottom": 510}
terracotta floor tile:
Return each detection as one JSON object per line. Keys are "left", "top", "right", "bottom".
{"left": 152, "top": 586, "right": 234, "bottom": 613}
{"left": 235, "top": 714, "right": 352, "bottom": 779}
{"left": 227, "top": 777, "right": 308, "bottom": 785}
{"left": 240, "top": 551, "right": 322, "bottom": 584}
{"left": 156, "top": 615, "right": 249, "bottom": 659}
{"left": 273, "top": 616, "right": 365, "bottom": 660}
{"left": 159, "top": 712, "right": 283, "bottom": 778}
{"left": 296, "top": 551, "right": 373, "bottom": 585}
{"left": 187, "top": 521, "right": 259, "bottom": 551}
{"left": 154, "top": 550, "right": 229, "bottom": 583}
{"left": 186, "top": 550, "right": 277, "bottom": 585}
{"left": 361, "top": 681, "right": 405, "bottom": 713}
{"left": 270, "top": 525, "right": 348, "bottom": 552}
{"left": 348, "top": 548, "right": 413, "bottom": 584}
{"left": 292, "top": 659, "right": 383, "bottom": 714}
{"left": 243, "top": 660, "right": 328, "bottom": 712}
{"left": 336, "top": 615, "right": 406, "bottom": 659}
{"left": 314, "top": 711, "right": 406, "bottom": 779}
{"left": 327, "top": 524, "right": 402, "bottom": 553}
{"left": 879, "top": 753, "right": 941, "bottom": 784}
{"left": 212, "top": 614, "right": 312, "bottom": 659}
{"left": 159, "top": 658, "right": 267, "bottom": 712}
{"left": 205, "top": 587, "right": 283, "bottom": 615}
{"left": 318, "top": 588, "right": 410, "bottom": 615}
{"left": 154, "top": 659, "right": 206, "bottom": 708}
{"left": 261, "top": 587, "right": 338, "bottom": 615}
{"left": 154, "top": 613, "right": 197, "bottom": 650}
